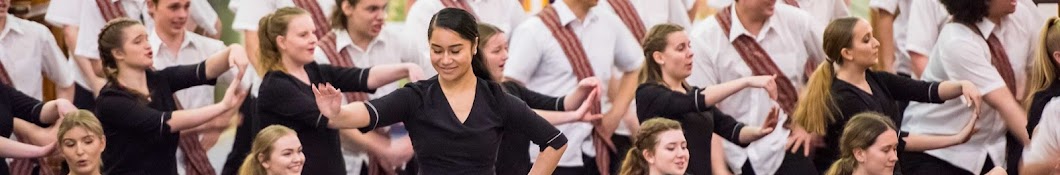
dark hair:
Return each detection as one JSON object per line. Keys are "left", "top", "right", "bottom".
{"left": 98, "top": 18, "right": 151, "bottom": 101}
{"left": 258, "top": 7, "right": 309, "bottom": 73}
{"left": 825, "top": 112, "right": 898, "bottom": 175}
{"left": 427, "top": 8, "right": 493, "bottom": 81}
{"left": 939, "top": 0, "right": 989, "bottom": 24}
{"left": 330, "top": 0, "right": 362, "bottom": 29}
{"left": 794, "top": 17, "right": 860, "bottom": 135}
{"left": 639, "top": 24, "right": 686, "bottom": 87}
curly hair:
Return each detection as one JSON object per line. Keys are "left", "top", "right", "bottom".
{"left": 939, "top": 0, "right": 990, "bottom": 24}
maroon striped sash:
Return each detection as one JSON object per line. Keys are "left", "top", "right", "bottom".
{"left": 606, "top": 0, "right": 646, "bottom": 42}
{"left": 292, "top": 0, "right": 331, "bottom": 39}
{"left": 537, "top": 6, "right": 614, "bottom": 175}
{"left": 95, "top": 0, "right": 127, "bottom": 22}
{"left": 318, "top": 32, "right": 387, "bottom": 175}
{"left": 784, "top": 0, "right": 800, "bottom": 7}
{"left": 962, "top": 23, "right": 1017, "bottom": 95}
{"left": 715, "top": 6, "right": 800, "bottom": 114}
{"left": 440, "top": 0, "right": 478, "bottom": 18}
{"left": 173, "top": 99, "right": 217, "bottom": 175}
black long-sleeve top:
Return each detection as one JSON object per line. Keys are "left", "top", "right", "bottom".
{"left": 257, "top": 62, "right": 375, "bottom": 175}
{"left": 635, "top": 83, "right": 746, "bottom": 175}
{"left": 0, "top": 84, "right": 46, "bottom": 174}
{"left": 94, "top": 62, "right": 217, "bottom": 175}
{"left": 358, "top": 77, "right": 567, "bottom": 174}
{"left": 813, "top": 71, "right": 944, "bottom": 171}
{"left": 495, "top": 81, "right": 565, "bottom": 175}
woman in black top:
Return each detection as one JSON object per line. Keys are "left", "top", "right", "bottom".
{"left": 0, "top": 83, "right": 76, "bottom": 174}
{"left": 92, "top": 18, "right": 251, "bottom": 175}
{"left": 254, "top": 7, "right": 423, "bottom": 175}
{"left": 789, "top": 17, "right": 981, "bottom": 172}
{"left": 1021, "top": 16, "right": 1060, "bottom": 174}
{"left": 311, "top": 8, "right": 568, "bottom": 174}
{"left": 634, "top": 24, "right": 782, "bottom": 175}
{"left": 476, "top": 23, "right": 600, "bottom": 175}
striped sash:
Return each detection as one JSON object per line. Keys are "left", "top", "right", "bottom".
{"left": 95, "top": 0, "right": 127, "bottom": 22}
{"left": 292, "top": 0, "right": 331, "bottom": 39}
{"left": 784, "top": 0, "right": 800, "bottom": 7}
{"left": 174, "top": 98, "right": 218, "bottom": 175}
{"left": 715, "top": 6, "right": 800, "bottom": 114}
{"left": 440, "top": 0, "right": 478, "bottom": 18}
{"left": 606, "top": 0, "right": 646, "bottom": 42}
{"left": 537, "top": 6, "right": 614, "bottom": 175}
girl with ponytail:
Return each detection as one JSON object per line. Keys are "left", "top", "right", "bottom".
{"left": 93, "top": 17, "right": 252, "bottom": 174}
{"left": 1020, "top": 16, "right": 1060, "bottom": 175}
{"left": 253, "top": 7, "right": 424, "bottom": 175}
{"left": 635, "top": 23, "right": 784, "bottom": 175}
{"left": 824, "top": 112, "right": 898, "bottom": 175}
{"left": 790, "top": 17, "right": 982, "bottom": 172}
{"left": 619, "top": 118, "right": 687, "bottom": 175}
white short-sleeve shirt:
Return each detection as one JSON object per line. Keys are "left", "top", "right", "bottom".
{"left": 903, "top": 0, "right": 948, "bottom": 57}
{"left": 231, "top": 0, "right": 336, "bottom": 31}
{"left": 628, "top": 0, "right": 693, "bottom": 28}
{"left": 0, "top": 17, "right": 76, "bottom": 100}
{"left": 1024, "top": 97, "right": 1060, "bottom": 163}
{"left": 503, "top": 0, "right": 644, "bottom": 166}
{"left": 313, "top": 28, "right": 431, "bottom": 100}
{"left": 75, "top": 0, "right": 222, "bottom": 60}
{"left": 796, "top": 0, "right": 850, "bottom": 31}
{"left": 903, "top": 5, "right": 1043, "bottom": 173}
{"left": 43, "top": 0, "right": 83, "bottom": 27}
{"left": 404, "top": 0, "right": 528, "bottom": 52}
{"left": 686, "top": 4, "right": 824, "bottom": 174}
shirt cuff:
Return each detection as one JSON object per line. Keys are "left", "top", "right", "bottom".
{"left": 694, "top": 88, "right": 709, "bottom": 112}
{"left": 555, "top": 96, "right": 566, "bottom": 111}
{"left": 160, "top": 112, "right": 174, "bottom": 135}
{"left": 538, "top": 132, "right": 568, "bottom": 151}
{"left": 357, "top": 102, "right": 381, "bottom": 133}
{"left": 357, "top": 67, "right": 378, "bottom": 93}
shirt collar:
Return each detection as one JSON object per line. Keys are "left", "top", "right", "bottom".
{"left": 553, "top": 0, "right": 597, "bottom": 26}
{"left": 727, "top": 6, "right": 776, "bottom": 43}
{"left": 333, "top": 29, "right": 387, "bottom": 52}
{"left": 0, "top": 17, "right": 23, "bottom": 40}
{"left": 149, "top": 29, "right": 195, "bottom": 56}
{"left": 975, "top": 17, "right": 997, "bottom": 38}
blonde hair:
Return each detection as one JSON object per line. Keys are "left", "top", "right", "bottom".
{"left": 1024, "top": 17, "right": 1060, "bottom": 110}
{"left": 824, "top": 112, "right": 897, "bottom": 175}
{"left": 238, "top": 125, "right": 297, "bottom": 175}
{"left": 639, "top": 24, "right": 687, "bottom": 88}
{"left": 619, "top": 118, "right": 683, "bottom": 175}
{"left": 257, "top": 7, "right": 309, "bottom": 73}
{"left": 794, "top": 17, "right": 861, "bottom": 135}
{"left": 56, "top": 110, "right": 105, "bottom": 172}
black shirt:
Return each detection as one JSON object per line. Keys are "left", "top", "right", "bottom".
{"left": 813, "top": 71, "right": 943, "bottom": 171}
{"left": 495, "top": 81, "right": 565, "bottom": 175}
{"left": 94, "top": 62, "right": 216, "bottom": 175}
{"left": 0, "top": 84, "right": 46, "bottom": 175}
{"left": 635, "top": 83, "right": 746, "bottom": 175}
{"left": 359, "top": 77, "right": 567, "bottom": 174}
{"left": 258, "top": 62, "right": 375, "bottom": 175}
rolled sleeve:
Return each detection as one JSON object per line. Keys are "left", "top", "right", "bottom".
{"left": 359, "top": 85, "right": 420, "bottom": 133}
{"left": 43, "top": 0, "right": 82, "bottom": 27}
{"left": 190, "top": 0, "right": 220, "bottom": 35}
{"left": 39, "top": 26, "right": 76, "bottom": 87}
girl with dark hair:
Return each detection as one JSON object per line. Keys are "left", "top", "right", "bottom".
{"left": 791, "top": 17, "right": 981, "bottom": 173}
{"left": 92, "top": 18, "right": 251, "bottom": 174}
{"left": 901, "top": 0, "right": 1042, "bottom": 173}
{"left": 311, "top": 8, "right": 569, "bottom": 174}
{"left": 635, "top": 23, "right": 782, "bottom": 175}
{"left": 253, "top": 7, "right": 423, "bottom": 175}
{"left": 476, "top": 23, "right": 600, "bottom": 175}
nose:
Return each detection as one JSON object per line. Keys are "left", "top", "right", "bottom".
{"left": 294, "top": 152, "right": 305, "bottom": 163}
{"left": 75, "top": 144, "right": 86, "bottom": 156}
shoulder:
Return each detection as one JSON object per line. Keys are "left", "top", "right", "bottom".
{"left": 188, "top": 32, "right": 226, "bottom": 51}
{"left": 13, "top": 19, "right": 51, "bottom": 40}
{"left": 774, "top": 4, "right": 816, "bottom": 30}
{"left": 636, "top": 83, "right": 667, "bottom": 93}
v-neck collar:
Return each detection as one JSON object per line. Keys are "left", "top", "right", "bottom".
{"left": 434, "top": 78, "right": 481, "bottom": 125}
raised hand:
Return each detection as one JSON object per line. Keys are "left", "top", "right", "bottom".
{"left": 744, "top": 75, "right": 778, "bottom": 100}
{"left": 785, "top": 124, "right": 821, "bottom": 157}
{"left": 227, "top": 45, "right": 249, "bottom": 70}
{"left": 577, "top": 77, "right": 601, "bottom": 91}
{"left": 954, "top": 111, "right": 980, "bottom": 144}
{"left": 960, "top": 81, "right": 983, "bottom": 117}
{"left": 222, "top": 65, "right": 250, "bottom": 108}
{"left": 576, "top": 88, "right": 602, "bottom": 122}
{"left": 760, "top": 106, "right": 779, "bottom": 135}
{"left": 312, "top": 83, "right": 343, "bottom": 118}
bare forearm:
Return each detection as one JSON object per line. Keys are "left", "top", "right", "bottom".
{"left": 0, "top": 137, "right": 50, "bottom": 158}
{"left": 529, "top": 145, "right": 567, "bottom": 175}
{"left": 74, "top": 56, "right": 105, "bottom": 95}
{"left": 62, "top": 26, "right": 79, "bottom": 53}
{"left": 703, "top": 78, "right": 752, "bottom": 106}
{"left": 873, "top": 10, "right": 897, "bottom": 73}
{"left": 326, "top": 102, "right": 372, "bottom": 129}
{"left": 564, "top": 89, "right": 591, "bottom": 111}
{"left": 244, "top": 31, "right": 264, "bottom": 76}
{"left": 169, "top": 103, "right": 232, "bottom": 132}
{"left": 339, "top": 129, "right": 391, "bottom": 154}
{"left": 910, "top": 52, "right": 929, "bottom": 78}
{"left": 903, "top": 133, "right": 964, "bottom": 151}
{"left": 365, "top": 63, "right": 413, "bottom": 89}
{"left": 13, "top": 118, "right": 54, "bottom": 145}
{"left": 604, "top": 71, "right": 640, "bottom": 130}
{"left": 937, "top": 80, "right": 966, "bottom": 100}
{"left": 183, "top": 107, "right": 238, "bottom": 133}
{"left": 1021, "top": 160, "right": 1058, "bottom": 175}
{"left": 737, "top": 126, "right": 766, "bottom": 144}
{"left": 38, "top": 99, "right": 69, "bottom": 124}
{"left": 984, "top": 89, "right": 1031, "bottom": 145}
{"left": 205, "top": 45, "right": 246, "bottom": 79}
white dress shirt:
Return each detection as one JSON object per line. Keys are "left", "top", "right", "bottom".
{"left": 74, "top": 0, "right": 221, "bottom": 60}
{"left": 686, "top": 4, "right": 823, "bottom": 174}
{"left": 796, "top": 0, "right": 850, "bottom": 31}
{"left": 1023, "top": 98, "right": 1060, "bottom": 164}
{"left": 503, "top": 0, "right": 644, "bottom": 166}
{"left": 902, "top": 0, "right": 948, "bottom": 57}
{"left": 43, "top": 0, "right": 83, "bottom": 27}
{"left": 869, "top": 0, "right": 911, "bottom": 74}
{"left": 0, "top": 17, "right": 76, "bottom": 100}
{"left": 404, "top": 0, "right": 528, "bottom": 51}
{"left": 231, "top": 0, "right": 336, "bottom": 31}
{"left": 903, "top": 4, "right": 1043, "bottom": 173}
{"left": 629, "top": 0, "right": 693, "bottom": 28}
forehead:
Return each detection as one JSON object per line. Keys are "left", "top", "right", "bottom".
{"left": 872, "top": 129, "right": 899, "bottom": 145}
{"left": 429, "top": 28, "right": 469, "bottom": 45}
{"left": 157, "top": 0, "right": 190, "bottom": 5}
{"left": 272, "top": 134, "right": 302, "bottom": 149}
{"left": 287, "top": 15, "right": 315, "bottom": 31}
{"left": 62, "top": 127, "right": 96, "bottom": 139}
{"left": 655, "top": 129, "right": 686, "bottom": 144}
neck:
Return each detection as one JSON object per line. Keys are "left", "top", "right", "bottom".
{"left": 345, "top": 25, "right": 376, "bottom": 50}
{"left": 988, "top": 15, "right": 1004, "bottom": 25}
{"left": 563, "top": 0, "right": 591, "bottom": 21}
{"left": 734, "top": 3, "right": 767, "bottom": 36}
{"left": 69, "top": 170, "right": 102, "bottom": 175}
{"left": 156, "top": 28, "right": 185, "bottom": 56}
{"left": 116, "top": 65, "right": 149, "bottom": 91}
{"left": 280, "top": 55, "right": 307, "bottom": 75}
{"left": 661, "top": 74, "right": 685, "bottom": 92}
{"left": 439, "top": 71, "right": 478, "bottom": 94}
{"left": 836, "top": 63, "right": 867, "bottom": 84}
{"left": 0, "top": 15, "right": 8, "bottom": 33}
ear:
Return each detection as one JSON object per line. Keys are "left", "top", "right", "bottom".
{"left": 112, "top": 49, "right": 126, "bottom": 61}
{"left": 276, "top": 35, "right": 288, "bottom": 51}
{"left": 840, "top": 47, "right": 854, "bottom": 62}
{"left": 642, "top": 149, "right": 655, "bottom": 165}
{"left": 652, "top": 51, "right": 665, "bottom": 65}
{"left": 1052, "top": 51, "right": 1060, "bottom": 65}
{"left": 341, "top": 0, "right": 355, "bottom": 16}
{"left": 853, "top": 148, "right": 867, "bottom": 163}
{"left": 257, "top": 153, "right": 270, "bottom": 169}
{"left": 471, "top": 39, "right": 479, "bottom": 55}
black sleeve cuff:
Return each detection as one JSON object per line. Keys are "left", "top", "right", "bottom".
{"left": 538, "top": 132, "right": 568, "bottom": 151}
{"left": 898, "top": 131, "right": 910, "bottom": 152}
{"left": 555, "top": 96, "right": 566, "bottom": 111}
{"left": 730, "top": 123, "right": 748, "bottom": 147}
{"left": 160, "top": 112, "right": 174, "bottom": 135}
{"left": 357, "top": 67, "right": 377, "bottom": 93}
{"left": 694, "top": 88, "right": 709, "bottom": 112}
{"left": 357, "top": 102, "right": 380, "bottom": 133}
{"left": 929, "top": 82, "right": 944, "bottom": 103}
{"left": 196, "top": 61, "right": 218, "bottom": 85}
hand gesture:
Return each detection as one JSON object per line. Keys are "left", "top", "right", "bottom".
{"left": 312, "top": 83, "right": 343, "bottom": 118}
